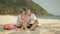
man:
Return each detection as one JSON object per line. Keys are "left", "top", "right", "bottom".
{"left": 25, "top": 9, "right": 39, "bottom": 31}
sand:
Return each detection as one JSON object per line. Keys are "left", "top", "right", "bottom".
{"left": 0, "top": 15, "right": 60, "bottom": 25}
{"left": 0, "top": 15, "right": 60, "bottom": 34}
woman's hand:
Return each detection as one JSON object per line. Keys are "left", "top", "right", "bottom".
{"left": 29, "top": 18, "right": 32, "bottom": 22}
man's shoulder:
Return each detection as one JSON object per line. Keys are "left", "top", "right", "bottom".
{"left": 31, "top": 13, "right": 35, "bottom": 15}
{"left": 31, "top": 13, "right": 35, "bottom": 16}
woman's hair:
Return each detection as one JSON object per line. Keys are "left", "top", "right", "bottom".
{"left": 19, "top": 9, "right": 24, "bottom": 14}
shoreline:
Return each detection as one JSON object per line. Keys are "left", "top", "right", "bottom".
{"left": 0, "top": 15, "right": 60, "bottom": 25}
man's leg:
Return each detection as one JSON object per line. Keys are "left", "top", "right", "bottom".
{"left": 30, "top": 20, "right": 39, "bottom": 31}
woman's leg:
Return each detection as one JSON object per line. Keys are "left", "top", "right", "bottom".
{"left": 17, "top": 22, "right": 23, "bottom": 28}
{"left": 15, "top": 22, "right": 23, "bottom": 31}
{"left": 22, "top": 21, "right": 29, "bottom": 30}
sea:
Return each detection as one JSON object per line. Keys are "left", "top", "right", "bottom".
{"left": 37, "top": 15, "right": 60, "bottom": 20}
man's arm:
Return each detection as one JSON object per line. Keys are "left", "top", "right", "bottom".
{"left": 33, "top": 14, "right": 39, "bottom": 24}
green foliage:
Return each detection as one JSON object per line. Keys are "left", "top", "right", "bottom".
{"left": 0, "top": 0, "right": 52, "bottom": 15}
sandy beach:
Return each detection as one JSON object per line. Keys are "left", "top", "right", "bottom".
{"left": 0, "top": 15, "right": 60, "bottom": 25}
{"left": 0, "top": 15, "right": 60, "bottom": 34}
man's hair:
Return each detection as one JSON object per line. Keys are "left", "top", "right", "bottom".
{"left": 23, "top": 7, "right": 30, "bottom": 11}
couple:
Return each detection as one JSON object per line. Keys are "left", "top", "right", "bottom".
{"left": 16, "top": 9, "right": 39, "bottom": 31}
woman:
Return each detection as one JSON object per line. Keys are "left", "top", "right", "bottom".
{"left": 16, "top": 9, "right": 29, "bottom": 30}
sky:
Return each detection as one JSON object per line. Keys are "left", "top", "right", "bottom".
{"left": 33, "top": 0, "right": 60, "bottom": 15}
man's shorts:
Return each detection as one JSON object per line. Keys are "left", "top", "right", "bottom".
{"left": 27, "top": 24, "right": 33, "bottom": 29}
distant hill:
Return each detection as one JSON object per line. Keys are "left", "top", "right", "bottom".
{"left": 0, "top": 0, "right": 52, "bottom": 15}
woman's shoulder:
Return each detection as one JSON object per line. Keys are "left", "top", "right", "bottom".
{"left": 17, "top": 15, "right": 21, "bottom": 17}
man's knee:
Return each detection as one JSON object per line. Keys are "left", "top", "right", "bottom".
{"left": 35, "top": 20, "right": 39, "bottom": 24}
